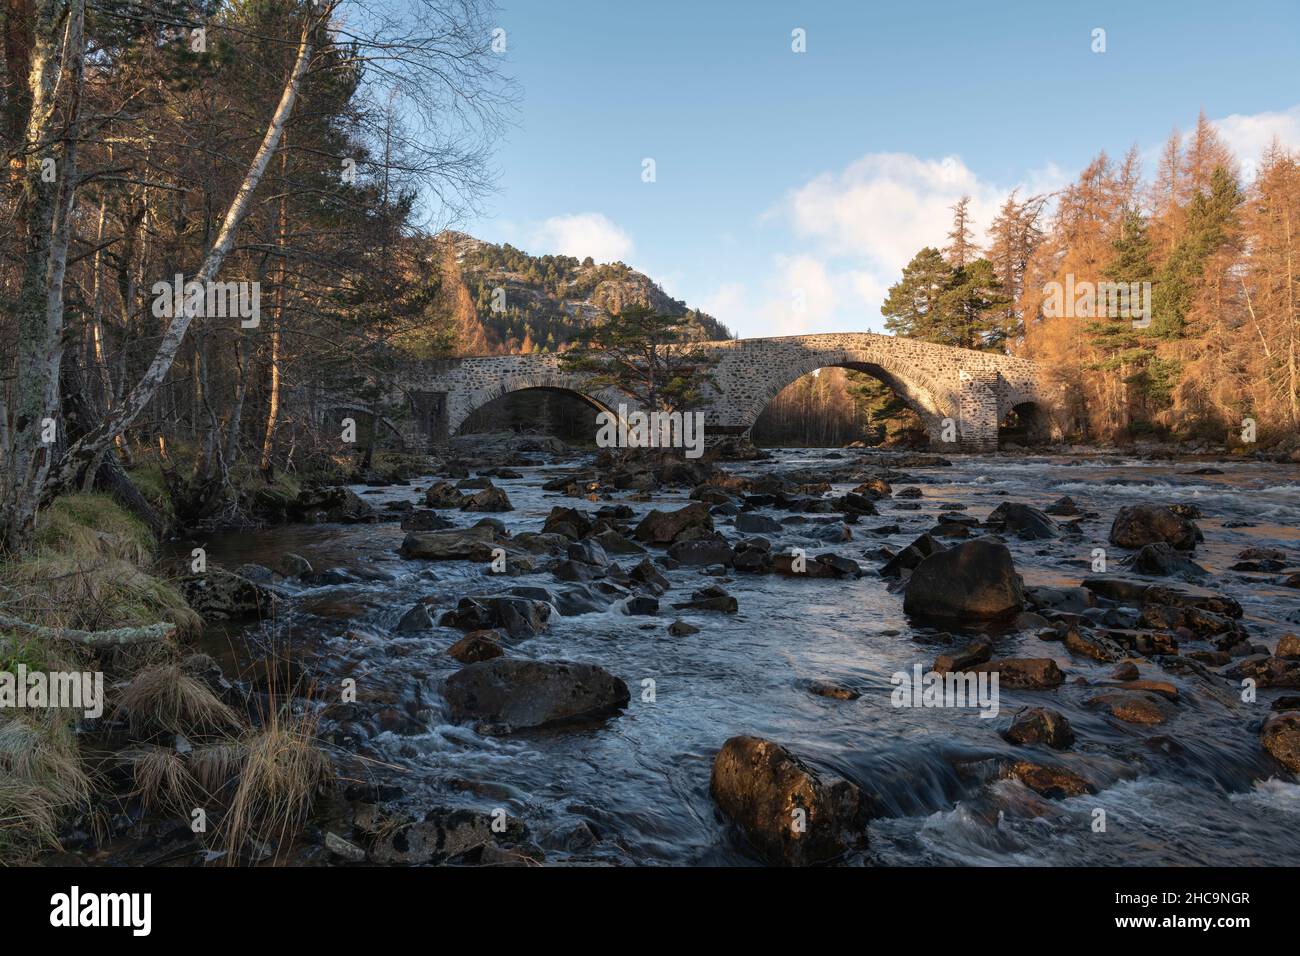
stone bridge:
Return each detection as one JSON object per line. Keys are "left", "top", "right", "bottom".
{"left": 358, "top": 332, "right": 1050, "bottom": 453}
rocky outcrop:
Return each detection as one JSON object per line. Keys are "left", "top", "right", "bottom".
{"left": 709, "top": 735, "right": 869, "bottom": 865}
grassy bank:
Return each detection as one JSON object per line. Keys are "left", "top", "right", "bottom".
{"left": 0, "top": 493, "right": 328, "bottom": 865}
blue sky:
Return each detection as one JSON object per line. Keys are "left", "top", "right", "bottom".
{"left": 461, "top": 0, "right": 1300, "bottom": 338}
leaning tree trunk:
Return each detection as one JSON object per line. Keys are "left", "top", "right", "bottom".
{"left": 41, "top": 8, "right": 319, "bottom": 505}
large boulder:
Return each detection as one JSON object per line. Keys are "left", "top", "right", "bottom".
{"left": 398, "top": 524, "right": 502, "bottom": 561}
{"left": 1109, "top": 505, "right": 1200, "bottom": 551}
{"left": 902, "top": 540, "right": 1023, "bottom": 621}
{"left": 710, "top": 736, "right": 869, "bottom": 866}
{"left": 1127, "top": 542, "right": 1207, "bottom": 581}
{"left": 442, "top": 658, "right": 630, "bottom": 732}
{"left": 878, "top": 533, "right": 944, "bottom": 579}
{"left": 984, "top": 502, "right": 1058, "bottom": 540}
{"left": 633, "top": 502, "right": 713, "bottom": 545}
{"left": 461, "top": 484, "right": 513, "bottom": 513}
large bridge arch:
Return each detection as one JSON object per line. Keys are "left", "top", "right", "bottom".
{"left": 448, "top": 375, "right": 634, "bottom": 437}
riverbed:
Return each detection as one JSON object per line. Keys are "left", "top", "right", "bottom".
{"left": 179, "top": 449, "right": 1300, "bottom": 866}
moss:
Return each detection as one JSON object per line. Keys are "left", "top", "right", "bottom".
{"left": 125, "top": 460, "right": 175, "bottom": 521}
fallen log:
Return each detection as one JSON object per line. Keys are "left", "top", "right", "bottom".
{"left": 0, "top": 614, "right": 175, "bottom": 648}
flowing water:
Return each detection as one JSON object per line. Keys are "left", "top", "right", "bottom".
{"left": 175, "top": 450, "right": 1300, "bottom": 866}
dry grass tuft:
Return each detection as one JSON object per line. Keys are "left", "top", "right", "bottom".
{"left": 115, "top": 664, "right": 242, "bottom": 738}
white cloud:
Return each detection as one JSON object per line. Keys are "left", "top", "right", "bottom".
{"left": 772, "top": 153, "right": 1009, "bottom": 277}
{"left": 1212, "top": 104, "right": 1300, "bottom": 180}
{"left": 529, "top": 213, "right": 634, "bottom": 263}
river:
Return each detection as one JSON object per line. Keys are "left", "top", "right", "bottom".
{"left": 175, "top": 449, "right": 1300, "bottom": 866}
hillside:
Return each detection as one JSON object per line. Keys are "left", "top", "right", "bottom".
{"left": 436, "top": 232, "right": 733, "bottom": 353}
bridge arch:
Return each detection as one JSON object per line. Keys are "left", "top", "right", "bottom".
{"left": 446, "top": 371, "right": 640, "bottom": 437}
{"left": 738, "top": 349, "right": 954, "bottom": 440}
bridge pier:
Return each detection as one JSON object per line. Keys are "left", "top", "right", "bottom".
{"left": 957, "top": 370, "right": 1000, "bottom": 452}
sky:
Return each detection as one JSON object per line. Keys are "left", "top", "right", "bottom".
{"left": 459, "top": 0, "right": 1300, "bottom": 339}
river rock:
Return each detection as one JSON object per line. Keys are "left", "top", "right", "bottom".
{"left": 1109, "top": 504, "right": 1200, "bottom": 551}
{"left": 1044, "top": 495, "right": 1081, "bottom": 516}
{"left": 878, "top": 533, "right": 945, "bottom": 579}
{"left": 1024, "top": 585, "right": 1096, "bottom": 614}
{"left": 668, "top": 537, "right": 735, "bottom": 567}
{"left": 1224, "top": 655, "right": 1300, "bottom": 688}
{"left": 461, "top": 484, "right": 513, "bottom": 512}
{"left": 735, "top": 513, "right": 783, "bottom": 535}
{"left": 443, "top": 658, "right": 630, "bottom": 732}
{"left": 633, "top": 502, "right": 713, "bottom": 545}
{"left": 1086, "top": 689, "right": 1172, "bottom": 724}
{"left": 401, "top": 509, "right": 454, "bottom": 532}
{"left": 367, "top": 807, "right": 530, "bottom": 865}
{"left": 180, "top": 569, "right": 277, "bottom": 621}
{"left": 709, "top": 735, "right": 869, "bottom": 866}
{"left": 542, "top": 506, "right": 593, "bottom": 540}
{"left": 395, "top": 603, "right": 434, "bottom": 633}
{"left": 985, "top": 502, "right": 1058, "bottom": 540}
{"left": 277, "top": 553, "right": 313, "bottom": 578}
{"left": 1003, "top": 707, "right": 1074, "bottom": 749}
{"left": 672, "top": 584, "right": 738, "bottom": 613}
{"left": 668, "top": 619, "right": 700, "bottom": 636}
{"left": 970, "top": 657, "right": 1064, "bottom": 689}
{"left": 424, "top": 481, "right": 467, "bottom": 508}
{"left": 1261, "top": 712, "right": 1300, "bottom": 772}
{"left": 440, "top": 595, "right": 551, "bottom": 639}
{"left": 446, "top": 630, "right": 505, "bottom": 663}
{"left": 1127, "top": 542, "right": 1208, "bottom": 581}
{"left": 903, "top": 540, "right": 1023, "bottom": 621}
{"left": 1277, "top": 634, "right": 1300, "bottom": 660}
{"left": 932, "top": 640, "right": 992, "bottom": 673}
{"left": 399, "top": 524, "right": 502, "bottom": 561}
{"left": 1002, "top": 760, "right": 1093, "bottom": 798}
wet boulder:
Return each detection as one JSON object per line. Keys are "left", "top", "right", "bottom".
{"left": 424, "top": 481, "right": 467, "bottom": 508}
{"left": 439, "top": 595, "right": 551, "bottom": 639}
{"left": 1223, "top": 655, "right": 1300, "bottom": 689}
{"left": 443, "top": 659, "right": 630, "bottom": 732}
{"left": 367, "top": 807, "right": 530, "bottom": 865}
{"left": 902, "top": 540, "right": 1024, "bottom": 622}
{"left": 1002, "top": 707, "right": 1075, "bottom": 749}
{"left": 735, "top": 513, "right": 783, "bottom": 535}
{"left": 278, "top": 553, "right": 313, "bottom": 578}
{"left": 399, "top": 524, "right": 503, "bottom": 561}
{"left": 461, "top": 484, "right": 513, "bottom": 513}
{"left": 542, "top": 507, "right": 593, "bottom": 540}
{"left": 932, "top": 640, "right": 992, "bottom": 673}
{"left": 400, "top": 509, "right": 455, "bottom": 532}
{"left": 672, "top": 584, "right": 738, "bottom": 614}
{"left": 709, "top": 735, "right": 870, "bottom": 866}
{"left": 1109, "top": 504, "right": 1200, "bottom": 551}
{"left": 668, "top": 537, "right": 735, "bottom": 567}
{"left": 1024, "top": 585, "right": 1096, "bottom": 615}
{"left": 1086, "top": 689, "right": 1173, "bottom": 724}
{"left": 1261, "top": 712, "right": 1300, "bottom": 772}
{"left": 1127, "top": 542, "right": 1207, "bottom": 581}
{"left": 1044, "top": 495, "right": 1081, "bottom": 516}
{"left": 446, "top": 630, "right": 505, "bottom": 664}
{"left": 970, "top": 657, "right": 1064, "bottom": 689}
{"left": 291, "top": 486, "right": 376, "bottom": 523}
{"left": 1276, "top": 634, "right": 1300, "bottom": 660}
{"left": 1001, "top": 760, "right": 1093, "bottom": 798}
{"left": 395, "top": 603, "right": 435, "bottom": 633}
{"left": 984, "top": 502, "right": 1058, "bottom": 540}
{"left": 878, "top": 533, "right": 944, "bottom": 579}
{"left": 633, "top": 502, "right": 713, "bottom": 545}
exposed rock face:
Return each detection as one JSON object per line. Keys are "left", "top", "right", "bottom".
{"left": 443, "top": 659, "right": 630, "bottom": 732}
{"left": 439, "top": 595, "right": 551, "bottom": 639}
{"left": 1261, "top": 712, "right": 1300, "bottom": 772}
{"left": 1109, "top": 504, "right": 1200, "bottom": 551}
{"left": 634, "top": 502, "right": 713, "bottom": 545}
{"left": 1003, "top": 707, "right": 1075, "bottom": 749}
{"left": 180, "top": 569, "right": 277, "bottom": 621}
{"left": 399, "top": 524, "right": 502, "bottom": 560}
{"left": 903, "top": 540, "right": 1024, "bottom": 621}
{"left": 709, "top": 735, "right": 869, "bottom": 866}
